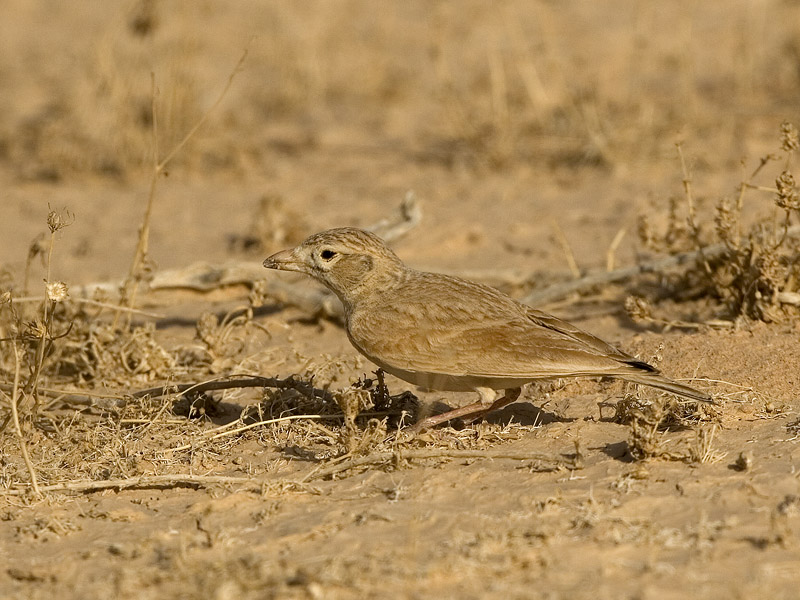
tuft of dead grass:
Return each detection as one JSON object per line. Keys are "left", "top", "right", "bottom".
{"left": 610, "top": 378, "right": 723, "bottom": 463}
{"left": 634, "top": 122, "right": 800, "bottom": 324}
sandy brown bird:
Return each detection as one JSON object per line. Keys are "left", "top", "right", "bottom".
{"left": 263, "top": 228, "right": 710, "bottom": 432}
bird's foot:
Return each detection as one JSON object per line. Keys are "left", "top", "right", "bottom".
{"left": 396, "top": 387, "right": 523, "bottom": 438}
{"left": 459, "top": 387, "right": 522, "bottom": 425}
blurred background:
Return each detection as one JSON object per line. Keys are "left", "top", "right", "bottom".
{"left": 1, "top": 0, "right": 799, "bottom": 282}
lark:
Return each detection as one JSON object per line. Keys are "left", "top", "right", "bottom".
{"left": 264, "top": 228, "right": 711, "bottom": 433}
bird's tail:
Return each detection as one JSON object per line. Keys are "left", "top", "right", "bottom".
{"left": 620, "top": 372, "right": 712, "bottom": 403}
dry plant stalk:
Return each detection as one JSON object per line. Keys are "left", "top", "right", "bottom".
{"left": 116, "top": 49, "right": 249, "bottom": 328}
{"left": 623, "top": 392, "right": 721, "bottom": 463}
{"left": 16, "top": 209, "right": 73, "bottom": 406}
{"left": 0, "top": 207, "right": 75, "bottom": 496}
{"left": 637, "top": 122, "right": 800, "bottom": 323}
{"left": 551, "top": 219, "right": 581, "bottom": 279}
{"left": 2, "top": 344, "right": 41, "bottom": 495}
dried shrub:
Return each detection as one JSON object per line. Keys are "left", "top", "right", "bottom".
{"left": 637, "top": 122, "right": 800, "bottom": 322}
{"left": 621, "top": 395, "right": 723, "bottom": 463}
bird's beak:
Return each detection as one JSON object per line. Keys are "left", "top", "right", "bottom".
{"left": 263, "top": 248, "right": 306, "bottom": 273}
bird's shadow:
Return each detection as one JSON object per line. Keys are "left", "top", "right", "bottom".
{"left": 170, "top": 394, "right": 251, "bottom": 426}
{"left": 488, "top": 402, "right": 573, "bottom": 426}
{"left": 599, "top": 440, "right": 635, "bottom": 462}
{"left": 153, "top": 303, "right": 284, "bottom": 329}
{"left": 426, "top": 400, "right": 573, "bottom": 427}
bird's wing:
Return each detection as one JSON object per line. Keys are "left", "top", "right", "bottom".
{"left": 524, "top": 307, "right": 655, "bottom": 371}
{"left": 350, "top": 300, "right": 651, "bottom": 380}
{"left": 413, "top": 319, "right": 645, "bottom": 379}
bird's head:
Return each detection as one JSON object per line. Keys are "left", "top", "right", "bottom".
{"left": 263, "top": 227, "right": 403, "bottom": 305}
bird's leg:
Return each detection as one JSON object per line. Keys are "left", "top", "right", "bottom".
{"left": 405, "top": 387, "right": 521, "bottom": 435}
{"left": 460, "top": 387, "right": 522, "bottom": 425}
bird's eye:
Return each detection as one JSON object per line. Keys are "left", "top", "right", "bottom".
{"left": 320, "top": 249, "right": 337, "bottom": 261}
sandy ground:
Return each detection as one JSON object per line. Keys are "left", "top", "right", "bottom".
{"left": 1, "top": 2, "right": 800, "bottom": 599}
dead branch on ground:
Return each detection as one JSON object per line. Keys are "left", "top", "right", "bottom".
{"left": 301, "top": 447, "right": 581, "bottom": 482}
{"left": 0, "top": 375, "right": 336, "bottom": 414}
{"left": 131, "top": 374, "right": 335, "bottom": 401}
{"left": 0, "top": 447, "right": 580, "bottom": 496}
{"left": 523, "top": 224, "right": 800, "bottom": 305}
{"left": 0, "top": 474, "right": 316, "bottom": 496}
{"left": 366, "top": 190, "right": 423, "bottom": 241}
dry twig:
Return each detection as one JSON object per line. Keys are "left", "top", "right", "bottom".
{"left": 117, "top": 49, "right": 249, "bottom": 326}
{"left": 2, "top": 345, "right": 41, "bottom": 496}
{"left": 0, "top": 474, "right": 315, "bottom": 496}
{"left": 131, "top": 374, "right": 335, "bottom": 402}
{"left": 606, "top": 227, "right": 627, "bottom": 272}
{"left": 166, "top": 414, "right": 338, "bottom": 453}
{"left": 523, "top": 224, "right": 800, "bottom": 305}
{"left": 366, "top": 191, "right": 423, "bottom": 242}
{"left": 0, "top": 448, "right": 579, "bottom": 496}
{"left": 551, "top": 219, "right": 581, "bottom": 278}
{"left": 166, "top": 409, "right": 400, "bottom": 453}
{"left": 301, "top": 448, "right": 580, "bottom": 482}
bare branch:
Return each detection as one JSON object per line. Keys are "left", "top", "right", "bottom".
{"left": 0, "top": 474, "right": 316, "bottom": 496}
{"left": 300, "top": 448, "right": 580, "bottom": 482}
{"left": 0, "top": 448, "right": 579, "bottom": 496}
{"left": 523, "top": 224, "right": 800, "bottom": 305}
{"left": 130, "top": 374, "right": 335, "bottom": 401}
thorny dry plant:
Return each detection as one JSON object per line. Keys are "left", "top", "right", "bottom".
{"left": 618, "top": 394, "right": 724, "bottom": 463}
{"left": 635, "top": 121, "right": 800, "bottom": 323}
{"left": 117, "top": 50, "right": 248, "bottom": 329}
{"left": 596, "top": 345, "right": 724, "bottom": 464}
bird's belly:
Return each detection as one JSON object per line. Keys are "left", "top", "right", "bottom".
{"left": 360, "top": 351, "right": 534, "bottom": 392}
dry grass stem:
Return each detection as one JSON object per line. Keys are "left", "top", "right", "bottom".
{"left": 690, "top": 424, "right": 727, "bottom": 464}
{"left": 606, "top": 227, "right": 627, "bottom": 272}
{"left": 166, "top": 414, "right": 339, "bottom": 453}
{"left": 551, "top": 219, "right": 582, "bottom": 278}
{"left": 3, "top": 344, "right": 41, "bottom": 496}
{"left": 11, "top": 296, "right": 165, "bottom": 318}
{"left": 118, "top": 49, "right": 249, "bottom": 325}
{"left": 676, "top": 143, "right": 709, "bottom": 273}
